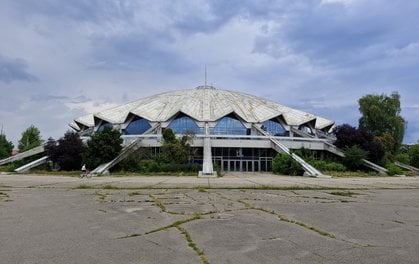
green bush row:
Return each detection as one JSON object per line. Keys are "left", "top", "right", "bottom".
{"left": 272, "top": 153, "right": 304, "bottom": 176}
{"left": 118, "top": 159, "right": 202, "bottom": 173}
{"left": 308, "top": 160, "right": 347, "bottom": 172}
{"left": 385, "top": 163, "right": 404, "bottom": 176}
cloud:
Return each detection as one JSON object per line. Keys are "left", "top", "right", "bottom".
{"left": 0, "top": 55, "right": 37, "bottom": 83}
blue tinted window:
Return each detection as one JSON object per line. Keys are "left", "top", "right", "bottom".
{"left": 125, "top": 117, "right": 151, "bottom": 135}
{"left": 168, "top": 114, "right": 202, "bottom": 134}
{"left": 211, "top": 115, "right": 247, "bottom": 135}
{"left": 262, "top": 119, "right": 287, "bottom": 136}
{"left": 97, "top": 121, "right": 112, "bottom": 132}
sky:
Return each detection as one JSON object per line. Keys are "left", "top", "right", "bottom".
{"left": 1, "top": 0, "right": 419, "bottom": 146}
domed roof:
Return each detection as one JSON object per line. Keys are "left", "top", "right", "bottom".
{"left": 73, "top": 86, "right": 334, "bottom": 130}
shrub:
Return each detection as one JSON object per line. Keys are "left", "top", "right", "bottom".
{"left": 44, "top": 132, "right": 86, "bottom": 171}
{"left": 272, "top": 153, "right": 304, "bottom": 176}
{"left": 386, "top": 163, "right": 403, "bottom": 176}
{"left": 395, "top": 153, "right": 410, "bottom": 164}
{"left": 334, "top": 124, "right": 384, "bottom": 163}
{"left": 309, "top": 160, "right": 346, "bottom": 172}
{"left": 343, "top": 145, "right": 368, "bottom": 170}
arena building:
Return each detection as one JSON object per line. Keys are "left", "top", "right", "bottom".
{"left": 69, "top": 86, "right": 344, "bottom": 177}
{"left": 1, "top": 85, "right": 390, "bottom": 176}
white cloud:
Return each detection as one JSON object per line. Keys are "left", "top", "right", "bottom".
{"left": 65, "top": 101, "right": 118, "bottom": 114}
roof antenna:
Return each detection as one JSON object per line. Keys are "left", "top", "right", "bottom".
{"left": 205, "top": 64, "right": 207, "bottom": 88}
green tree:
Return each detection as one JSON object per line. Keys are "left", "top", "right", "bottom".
{"left": 0, "top": 133, "right": 14, "bottom": 159}
{"left": 44, "top": 131, "right": 86, "bottom": 171}
{"left": 83, "top": 127, "right": 122, "bottom": 169}
{"left": 343, "top": 145, "right": 368, "bottom": 170}
{"left": 358, "top": 92, "right": 406, "bottom": 151}
{"left": 160, "top": 128, "right": 193, "bottom": 164}
{"left": 18, "top": 125, "right": 42, "bottom": 152}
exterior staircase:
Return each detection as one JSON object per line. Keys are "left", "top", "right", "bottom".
{"left": 253, "top": 125, "right": 325, "bottom": 177}
{"left": 0, "top": 144, "right": 46, "bottom": 166}
{"left": 14, "top": 156, "right": 48, "bottom": 173}
{"left": 323, "top": 142, "right": 388, "bottom": 175}
{"left": 90, "top": 124, "right": 160, "bottom": 176}
{"left": 394, "top": 161, "right": 419, "bottom": 173}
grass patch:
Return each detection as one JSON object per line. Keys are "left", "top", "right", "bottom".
{"left": 128, "top": 191, "right": 142, "bottom": 196}
{"left": 28, "top": 170, "right": 81, "bottom": 176}
{"left": 325, "top": 171, "right": 380, "bottom": 177}
{"left": 102, "top": 184, "right": 120, "bottom": 190}
{"left": 75, "top": 184, "right": 95, "bottom": 189}
{"left": 94, "top": 190, "right": 107, "bottom": 202}
{"left": 329, "top": 191, "right": 358, "bottom": 197}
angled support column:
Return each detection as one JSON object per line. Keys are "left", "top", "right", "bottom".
{"left": 323, "top": 142, "right": 388, "bottom": 175}
{"left": 0, "top": 144, "right": 46, "bottom": 166}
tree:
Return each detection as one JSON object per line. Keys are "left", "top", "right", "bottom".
{"left": 83, "top": 127, "right": 122, "bottom": 169}
{"left": 358, "top": 92, "right": 406, "bottom": 151}
{"left": 334, "top": 124, "right": 384, "bottom": 163}
{"left": 160, "top": 128, "right": 193, "bottom": 164}
{"left": 374, "top": 132, "right": 395, "bottom": 154}
{"left": 18, "top": 125, "right": 42, "bottom": 152}
{"left": 0, "top": 133, "right": 14, "bottom": 159}
{"left": 44, "top": 132, "right": 86, "bottom": 171}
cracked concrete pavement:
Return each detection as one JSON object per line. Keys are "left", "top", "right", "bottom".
{"left": 1, "top": 173, "right": 419, "bottom": 263}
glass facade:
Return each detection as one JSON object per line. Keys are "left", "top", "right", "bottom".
{"left": 262, "top": 119, "right": 287, "bottom": 136}
{"left": 97, "top": 121, "right": 112, "bottom": 132}
{"left": 300, "top": 125, "right": 314, "bottom": 135}
{"left": 167, "top": 114, "right": 202, "bottom": 134}
{"left": 211, "top": 115, "right": 247, "bottom": 135}
{"left": 124, "top": 117, "right": 151, "bottom": 135}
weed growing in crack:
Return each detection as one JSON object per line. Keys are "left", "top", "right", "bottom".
{"left": 176, "top": 226, "right": 210, "bottom": 264}
{"left": 238, "top": 199, "right": 336, "bottom": 239}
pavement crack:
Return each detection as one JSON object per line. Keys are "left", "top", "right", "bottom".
{"left": 176, "top": 225, "right": 210, "bottom": 264}
{"left": 117, "top": 214, "right": 202, "bottom": 239}
{"left": 237, "top": 199, "right": 336, "bottom": 239}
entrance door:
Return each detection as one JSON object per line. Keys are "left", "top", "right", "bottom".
{"left": 247, "top": 161, "right": 253, "bottom": 172}
{"left": 222, "top": 160, "right": 228, "bottom": 171}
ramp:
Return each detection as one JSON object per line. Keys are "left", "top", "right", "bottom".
{"left": 253, "top": 125, "right": 324, "bottom": 177}
{"left": 0, "top": 144, "right": 46, "bottom": 166}
{"left": 394, "top": 161, "right": 419, "bottom": 173}
{"left": 14, "top": 156, "right": 48, "bottom": 173}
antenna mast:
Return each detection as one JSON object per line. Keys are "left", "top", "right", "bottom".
{"left": 205, "top": 64, "right": 207, "bottom": 87}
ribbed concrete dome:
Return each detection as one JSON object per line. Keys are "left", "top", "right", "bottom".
{"left": 72, "top": 86, "right": 334, "bottom": 131}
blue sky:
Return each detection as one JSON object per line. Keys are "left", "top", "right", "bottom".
{"left": 1, "top": 0, "right": 418, "bottom": 145}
